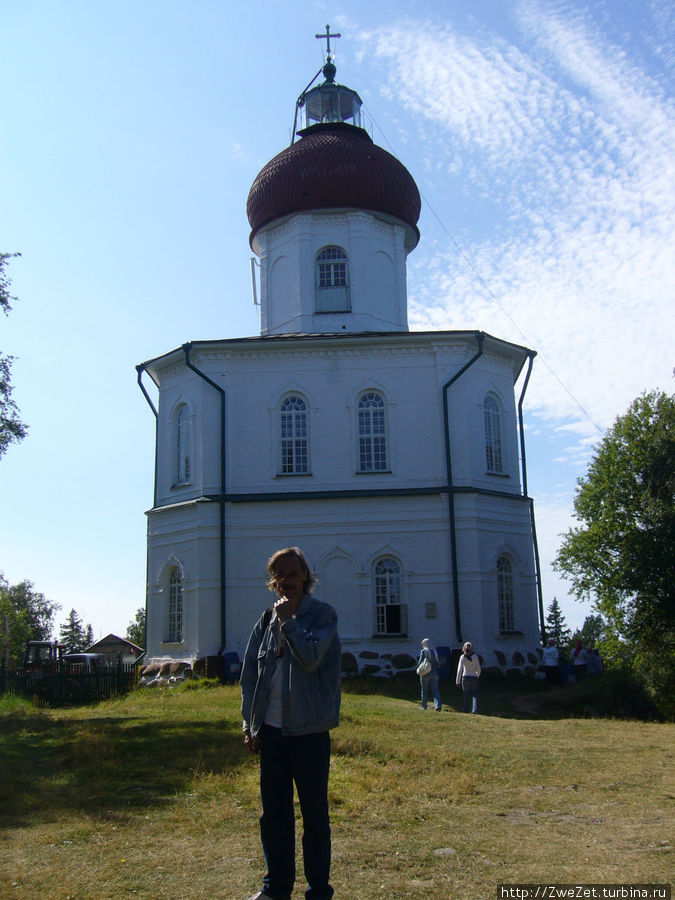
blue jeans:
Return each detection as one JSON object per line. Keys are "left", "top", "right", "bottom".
{"left": 420, "top": 673, "right": 441, "bottom": 710}
{"left": 462, "top": 676, "right": 479, "bottom": 712}
{"left": 259, "top": 725, "right": 334, "bottom": 900}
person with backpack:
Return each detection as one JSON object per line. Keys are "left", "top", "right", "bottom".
{"left": 240, "top": 547, "right": 341, "bottom": 900}
{"left": 417, "top": 638, "right": 442, "bottom": 711}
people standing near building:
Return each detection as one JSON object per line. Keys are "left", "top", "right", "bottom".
{"left": 586, "top": 647, "right": 604, "bottom": 675}
{"left": 240, "top": 547, "right": 341, "bottom": 900}
{"left": 571, "top": 640, "right": 589, "bottom": 681}
{"left": 456, "top": 641, "right": 481, "bottom": 713}
{"left": 542, "top": 637, "right": 560, "bottom": 687}
{"left": 417, "top": 638, "right": 442, "bottom": 711}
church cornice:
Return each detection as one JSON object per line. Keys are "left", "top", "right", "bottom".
{"left": 264, "top": 208, "right": 402, "bottom": 239}
{"left": 146, "top": 484, "right": 532, "bottom": 515}
{"left": 200, "top": 343, "right": 457, "bottom": 363}
{"left": 139, "top": 331, "right": 534, "bottom": 382}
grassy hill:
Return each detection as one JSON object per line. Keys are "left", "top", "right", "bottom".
{"left": 1, "top": 676, "right": 672, "bottom": 899}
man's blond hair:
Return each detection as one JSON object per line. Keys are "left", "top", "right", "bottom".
{"left": 266, "top": 546, "right": 317, "bottom": 595}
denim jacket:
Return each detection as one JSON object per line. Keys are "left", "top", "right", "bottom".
{"left": 240, "top": 594, "right": 341, "bottom": 738}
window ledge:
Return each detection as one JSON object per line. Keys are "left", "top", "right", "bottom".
{"left": 161, "top": 641, "right": 185, "bottom": 646}
{"left": 485, "top": 471, "right": 509, "bottom": 478}
{"left": 171, "top": 481, "right": 193, "bottom": 489}
{"left": 275, "top": 472, "right": 313, "bottom": 478}
{"left": 355, "top": 470, "right": 392, "bottom": 475}
{"left": 371, "top": 633, "right": 409, "bottom": 640}
{"left": 498, "top": 631, "right": 524, "bottom": 637}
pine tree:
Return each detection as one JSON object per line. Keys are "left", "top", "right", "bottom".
{"left": 59, "top": 609, "right": 87, "bottom": 653}
{"left": 545, "top": 597, "right": 571, "bottom": 649}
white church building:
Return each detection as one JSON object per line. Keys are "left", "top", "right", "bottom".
{"left": 137, "top": 37, "right": 544, "bottom": 676}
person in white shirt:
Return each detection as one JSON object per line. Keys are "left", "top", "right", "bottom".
{"left": 456, "top": 641, "right": 481, "bottom": 713}
{"left": 542, "top": 638, "right": 560, "bottom": 687}
{"left": 572, "top": 641, "right": 589, "bottom": 681}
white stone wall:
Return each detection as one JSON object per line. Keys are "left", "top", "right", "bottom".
{"left": 257, "top": 210, "right": 409, "bottom": 335}
{"left": 144, "top": 332, "right": 540, "bottom": 665}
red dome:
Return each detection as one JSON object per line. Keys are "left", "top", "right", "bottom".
{"left": 247, "top": 123, "right": 421, "bottom": 249}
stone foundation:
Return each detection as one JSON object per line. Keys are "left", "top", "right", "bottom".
{"left": 341, "top": 646, "right": 544, "bottom": 678}
{"left": 139, "top": 660, "right": 194, "bottom": 687}
{"left": 139, "top": 646, "right": 545, "bottom": 687}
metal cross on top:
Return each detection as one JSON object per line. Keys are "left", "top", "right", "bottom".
{"left": 315, "top": 24, "right": 341, "bottom": 61}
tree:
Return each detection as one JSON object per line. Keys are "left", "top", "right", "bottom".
{"left": 554, "top": 390, "right": 675, "bottom": 709}
{"left": 0, "top": 574, "right": 60, "bottom": 668}
{"left": 544, "top": 597, "right": 571, "bottom": 649}
{"left": 570, "top": 613, "right": 605, "bottom": 651}
{"left": 0, "top": 252, "right": 28, "bottom": 459}
{"left": 59, "top": 609, "right": 89, "bottom": 653}
{"left": 126, "top": 607, "right": 146, "bottom": 649}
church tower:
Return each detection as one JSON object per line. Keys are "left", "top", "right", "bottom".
{"left": 247, "top": 39, "right": 420, "bottom": 335}
{"left": 138, "top": 29, "right": 542, "bottom": 677}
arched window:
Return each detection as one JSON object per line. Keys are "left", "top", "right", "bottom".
{"left": 315, "top": 246, "right": 350, "bottom": 312}
{"left": 175, "top": 404, "right": 191, "bottom": 485}
{"left": 280, "top": 395, "right": 309, "bottom": 474}
{"left": 358, "top": 391, "right": 388, "bottom": 472}
{"left": 168, "top": 568, "right": 183, "bottom": 643}
{"left": 497, "top": 556, "right": 514, "bottom": 633}
{"left": 484, "top": 393, "right": 503, "bottom": 474}
{"left": 374, "top": 557, "right": 407, "bottom": 635}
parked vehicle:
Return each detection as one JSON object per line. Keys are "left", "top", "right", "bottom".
{"left": 62, "top": 653, "right": 111, "bottom": 673}
{"left": 19, "top": 641, "right": 65, "bottom": 678}
{"left": 6, "top": 643, "right": 136, "bottom": 708}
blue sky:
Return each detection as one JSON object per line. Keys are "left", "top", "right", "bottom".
{"left": 1, "top": 0, "right": 673, "bottom": 642}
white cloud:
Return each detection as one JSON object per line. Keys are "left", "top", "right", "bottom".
{"left": 352, "top": 6, "right": 674, "bottom": 628}
{"left": 358, "top": 12, "right": 674, "bottom": 438}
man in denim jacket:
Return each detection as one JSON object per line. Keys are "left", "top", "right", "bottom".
{"left": 241, "top": 547, "right": 341, "bottom": 900}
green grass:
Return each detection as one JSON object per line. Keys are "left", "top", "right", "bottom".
{"left": 0, "top": 677, "right": 673, "bottom": 899}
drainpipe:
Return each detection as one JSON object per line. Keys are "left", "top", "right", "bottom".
{"left": 442, "top": 332, "right": 485, "bottom": 644}
{"left": 517, "top": 352, "right": 545, "bottom": 643}
{"left": 136, "top": 364, "right": 159, "bottom": 659}
{"left": 136, "top": 365, "right": 159, "bottom": 507}
{"left": 182, "top": 343, "right": 228, "bottom": 653}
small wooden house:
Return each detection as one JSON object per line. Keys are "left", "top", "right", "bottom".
{"left": 87, "top": 634, "right": 144, "bottom": 666}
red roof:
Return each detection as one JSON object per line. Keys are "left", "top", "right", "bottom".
{"left": 247, "top": 123, "right": 421, "bottom": 248}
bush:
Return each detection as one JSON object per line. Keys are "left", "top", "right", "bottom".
{"left": 546, "top": 669, "right": 659, "bottom": 721}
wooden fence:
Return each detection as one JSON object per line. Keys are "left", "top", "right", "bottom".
{"left": 0, "top": 662, "right": 139, "bottom": 707}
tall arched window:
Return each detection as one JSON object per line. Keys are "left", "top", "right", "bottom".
{"left": 497, "top": 555, "right": 514, "bottom": 633}
{"left": 175, "top": 404, "right": 191, "bottom": 485}
{"left": 484, "top": 393, "right": 503, "bottom": 474}
{"left": 315, "top": 246, "right": 350, "bottom": 312}
{"left": 168, "top": 568, "right": 183, "bottom": 643}
{"left": 374, "top": 557, "right": 407, "bottom": 635}
{"left": 358, "top": 391, "right": 388, "bottom": 472}
{"left": 280, "top": 395, "right": 309, "bottom": 474}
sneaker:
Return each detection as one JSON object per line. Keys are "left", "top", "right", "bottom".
{"left": 247, "top": 893, "right": 275, "bottom": 899}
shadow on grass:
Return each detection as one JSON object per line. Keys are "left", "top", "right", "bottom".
{"left": 341, "top": 670, "right": 660, "bottom": 721}
{"left": 342, "top": 672, "right": 543, "bottom": 719}
{"left": 0, "top": 709, "right": 248, "bottom": 830}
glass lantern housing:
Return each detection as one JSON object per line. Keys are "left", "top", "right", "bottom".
{"left": 300, "top": 61, "right": 363, "bottom": 130}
